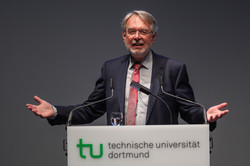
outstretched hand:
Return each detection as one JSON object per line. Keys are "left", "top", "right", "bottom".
{"left": 26, "top": 96, "right": 55, "bottom": 118}
{"left": 207, "top": 102, "right": 229, "bottom": 122}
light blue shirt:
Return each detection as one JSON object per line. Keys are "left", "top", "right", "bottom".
{"left": 124, "top": 51, "right": 153, "bottom": 125}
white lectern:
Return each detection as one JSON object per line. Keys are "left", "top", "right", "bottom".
{"left": 67, "top": 124, "right": 209, "bottom": 166}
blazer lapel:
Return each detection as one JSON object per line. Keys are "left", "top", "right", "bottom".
{"left": 146, "top": 52, "right": 166, "bottom": 124}
{"left": 116, "top": 55, "right": 129, "bottom": 115}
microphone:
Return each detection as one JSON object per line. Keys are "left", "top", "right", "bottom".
{"left": 158, "top": 74, "right": 208, "bottom": 124}
{"left": 130, "top": 81, "right": 151, "bottom": 95}
{"left": 130, "top": 81, "right": 173, "bottom": 124}
{"left": 66, "top": 78, "right": 114, "bottom": 126}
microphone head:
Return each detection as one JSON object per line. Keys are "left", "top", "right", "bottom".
{"left": 130, "top": 81, "right": 151, "bottom": 95}
{"left": 130, "top": 81, "right": 140, "bottom": 91}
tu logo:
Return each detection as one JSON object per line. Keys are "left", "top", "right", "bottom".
{"left": 77, "top": 139, "right": 103, "bottom": 159}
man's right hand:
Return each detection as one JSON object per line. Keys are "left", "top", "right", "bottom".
{"left": 26, "top": 96, "right": 55, "bottom": 118}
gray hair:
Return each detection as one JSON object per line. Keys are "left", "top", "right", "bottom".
{"left": 121, "top": 10, "right": 158, "bottom": 36}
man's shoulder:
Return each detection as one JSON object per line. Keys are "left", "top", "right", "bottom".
{"left": 104, "top": 54, "right": 129, "bottom": 65}
{"left": 152, "top": 51, "right": 185, "bottom": 67}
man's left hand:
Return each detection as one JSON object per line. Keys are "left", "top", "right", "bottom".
{"left": 207, "top": 102, "right": 229, "bottom": 122}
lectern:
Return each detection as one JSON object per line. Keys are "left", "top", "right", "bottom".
{"left": 67, "top": 124, "right": 209, "bottom": 166}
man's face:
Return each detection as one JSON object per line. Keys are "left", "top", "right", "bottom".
{"left": 123, "top": 15, "right": 156, "bottom": 61}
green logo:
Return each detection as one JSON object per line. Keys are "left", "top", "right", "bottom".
{"left": 77, "top": 139, "right": 103, "bottom": 159}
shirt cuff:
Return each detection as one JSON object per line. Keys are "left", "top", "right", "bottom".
{"left": 48, "top": 106, "right": 58, "bottom": 119}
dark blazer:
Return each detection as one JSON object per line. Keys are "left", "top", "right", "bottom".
{"left": 48, "top": 51, "right": 215, "bottom": 129}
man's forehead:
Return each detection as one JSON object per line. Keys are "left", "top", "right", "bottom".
{"left": 126, "top": 15, "right": 150, "bottom": 29}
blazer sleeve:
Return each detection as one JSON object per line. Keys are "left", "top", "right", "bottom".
{"left": 174, "top": 64, "right": 204, "bottom": 124}
{"left": 47, "top": 63, "right": 108, "bottom": 126}
{"left": 173, "top": 64, "right": 216, "bottom": 131}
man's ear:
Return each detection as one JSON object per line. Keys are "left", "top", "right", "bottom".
{"left": 152, "top": 33, "right": 157, "bottom": 42}
{"left": 122, "top": 32, "right": 126, "bottom": 40}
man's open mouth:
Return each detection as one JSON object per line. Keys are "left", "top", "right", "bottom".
{"left": 132, "top": 43, "right": 144, "bottom": 46}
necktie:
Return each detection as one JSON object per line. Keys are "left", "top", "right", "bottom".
{"left": 126, "top": 63, "right": 142, "bottom": 125}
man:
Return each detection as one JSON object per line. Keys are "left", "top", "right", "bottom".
{"left": 26, "top": 10, "right": 228, "bottom": 129}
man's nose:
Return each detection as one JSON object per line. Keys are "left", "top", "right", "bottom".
{"left": 133, "top": 31, "right": 142, "bottom": 40}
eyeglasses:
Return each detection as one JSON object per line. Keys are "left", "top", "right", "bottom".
{"left": 126, "top": 29, "right": 152, "bottom": 36}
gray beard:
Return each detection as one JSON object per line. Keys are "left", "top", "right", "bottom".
{"left": 125, "top": 43, "right": 150, "bottom": 60}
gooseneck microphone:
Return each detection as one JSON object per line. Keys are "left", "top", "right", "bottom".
{"left": 130, "top": 81, "right": 173, "bottom": 124}
{"left": 158, "top": 75, "right": 208, "bottom": 124}
{"left": 66, "top": 78, "right": 114, "bottom": 126}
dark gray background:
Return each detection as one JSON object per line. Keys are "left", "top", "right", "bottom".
{"left": 1, "top": 0, "right": 249, "bottom": 165}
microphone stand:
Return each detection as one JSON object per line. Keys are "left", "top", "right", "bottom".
{"left": 66, "top": 78, "right": 114, "bottom": 127}
{"left": 130, "top": 81, "right": 173, "bottom": 124}
{"left": 158, "top": 75, "right": 208, "bottom": 124}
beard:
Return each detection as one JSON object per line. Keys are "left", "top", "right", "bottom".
{"left": 124, "top": 42, "right": 150, "bottom": 60}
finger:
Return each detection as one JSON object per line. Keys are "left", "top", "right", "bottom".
{"left": 30, "top": 106, "right": 37, "bottom": 112}
{"left": 221, "top": 110, "right": 229, "bottom": 115}
{"left": 207, "top": 109, "right": 229, "bottom": 122}
{"left": 214, "top": 111, "right": 228, "bottom": 120}
{"left": 27, "top": 104, "right": 40, "bottom": 113}
{"left": 216, "top": 102, "right": 228, "bottom": 109}
{"left": 26, "top": 104, "right": 31, "bottom": 109}
{"left": 209, "top": 114, "right": 220, "bottom": 122}
{"left": 208, "top": 115, "right": 216, "bottom": 122}
{"left": 26, "top": 104, "right": 34, "bottom": 110}
{"left": 33, "top": 96, "right": 43, "bottom": 104}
